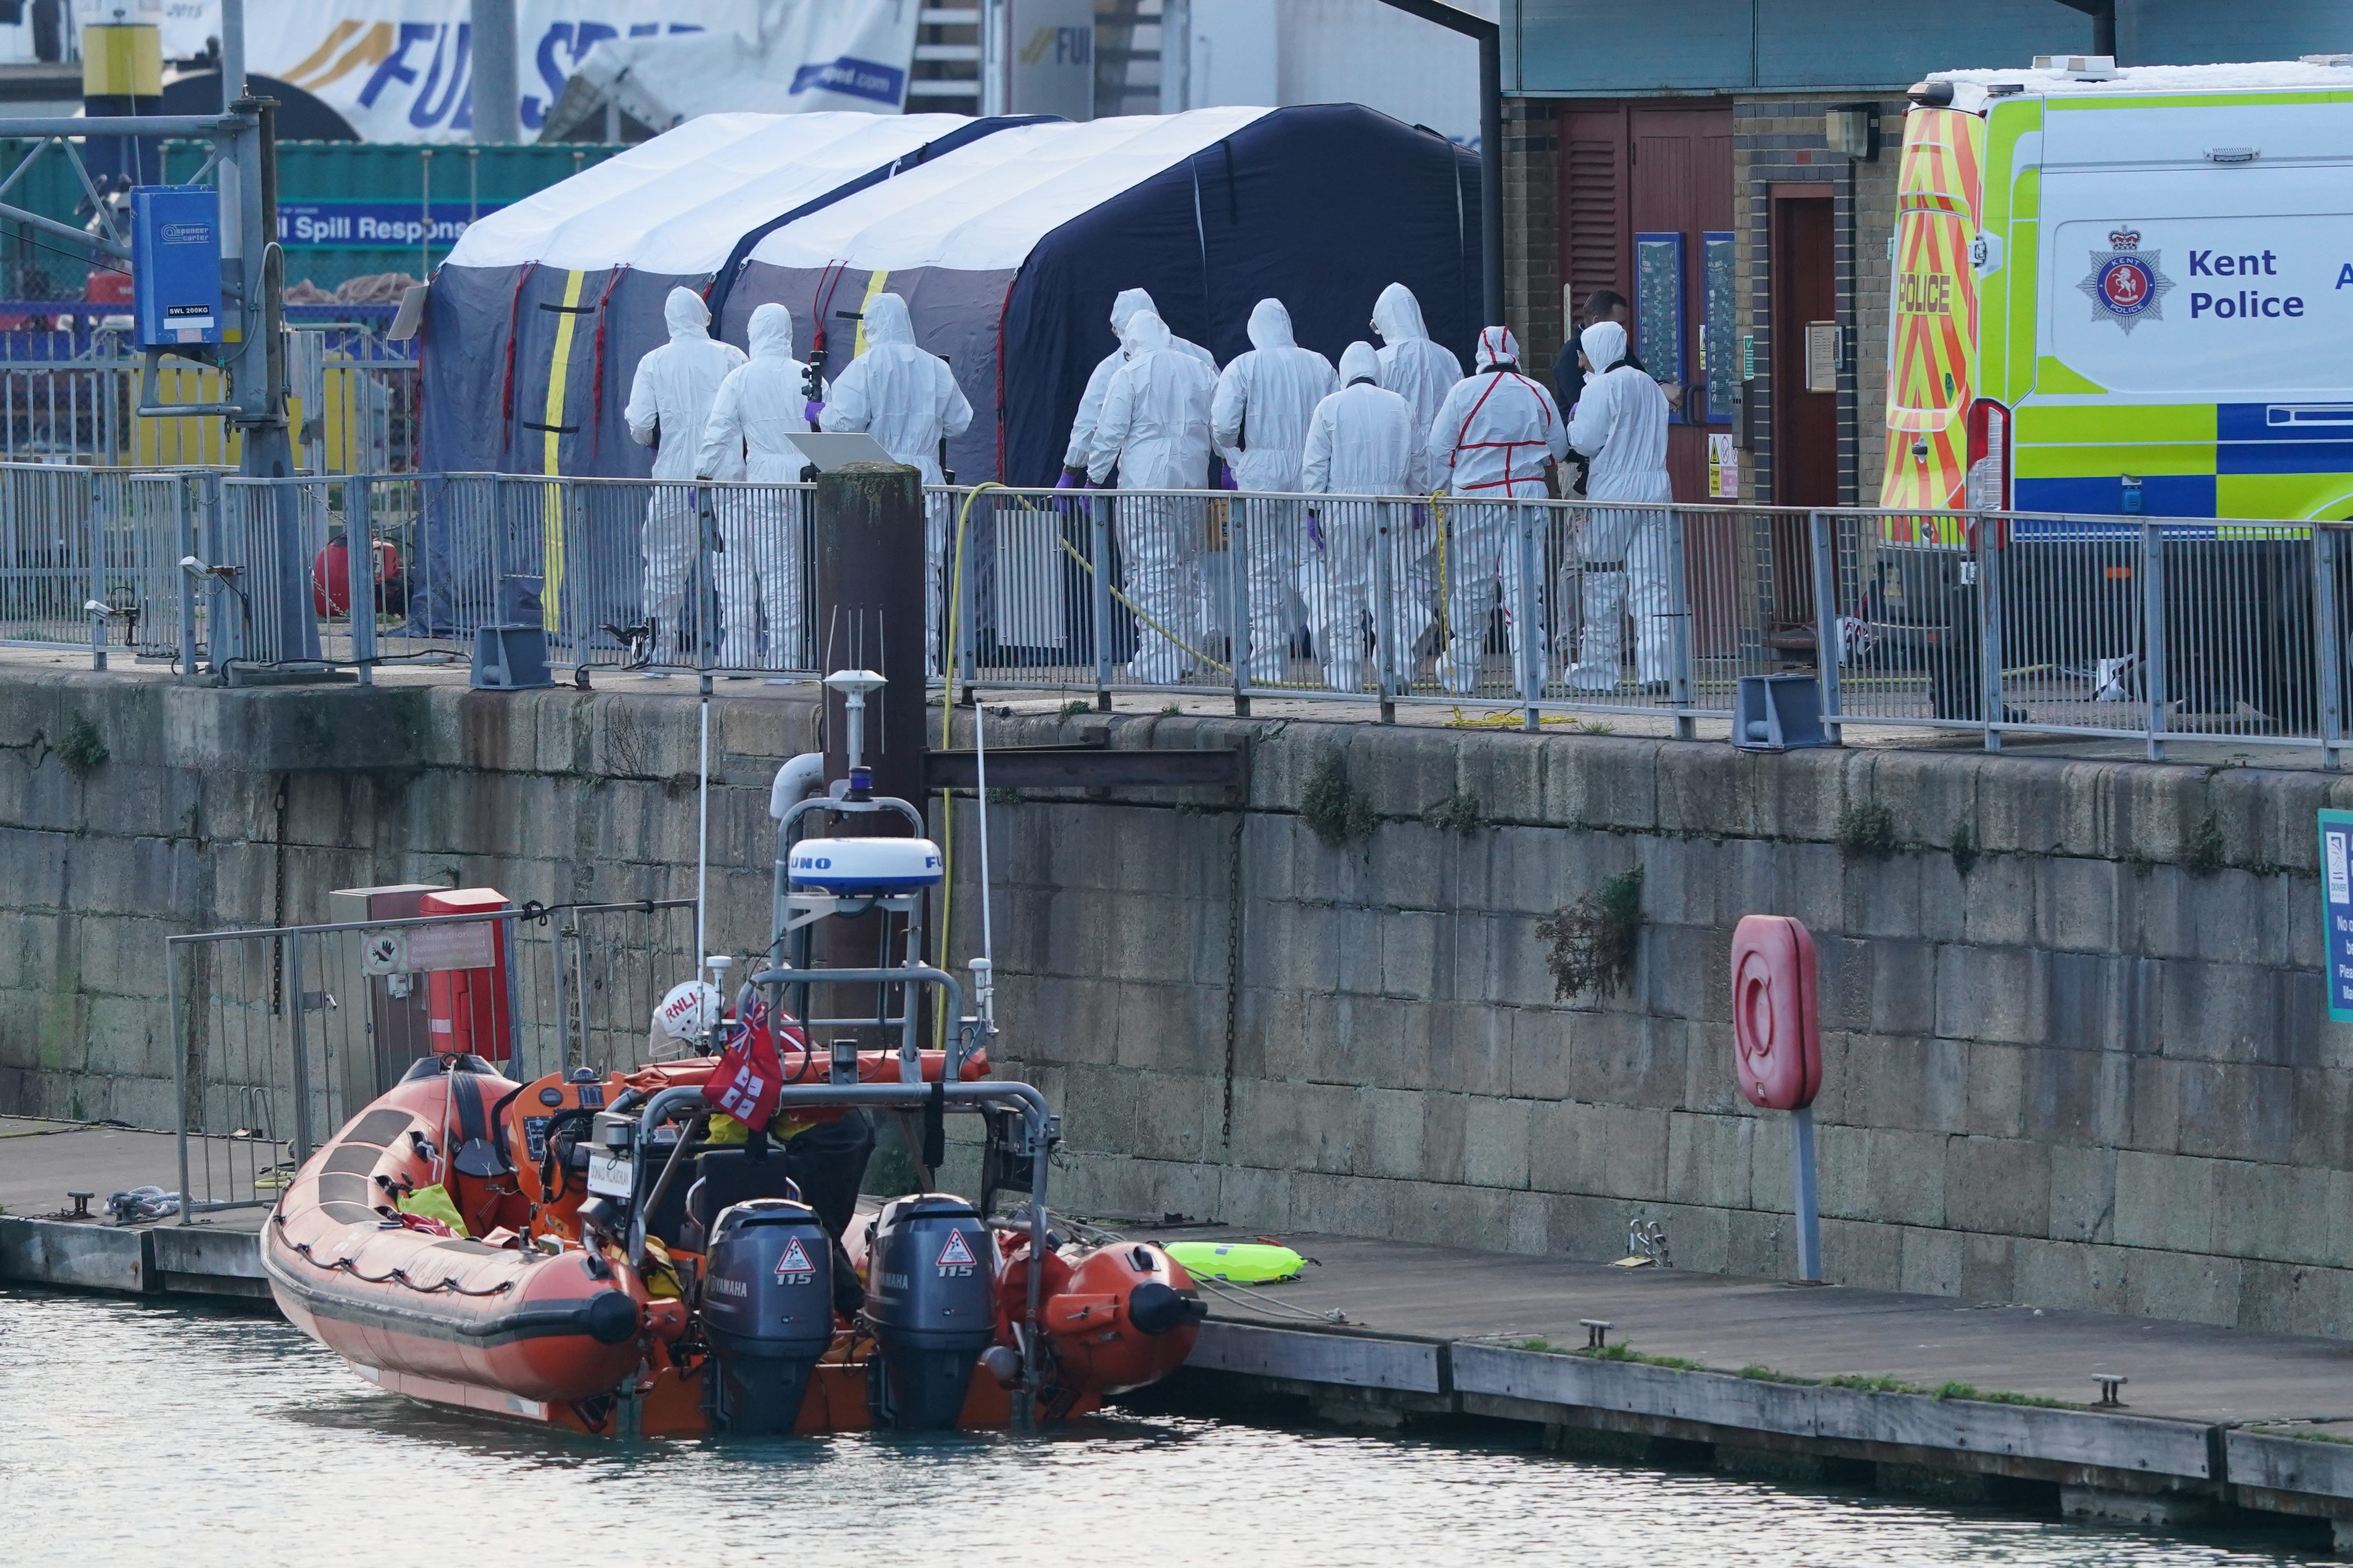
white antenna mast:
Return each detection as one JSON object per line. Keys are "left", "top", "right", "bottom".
{"left": 971, "top": 701, "right": 996, "bottom": 1035}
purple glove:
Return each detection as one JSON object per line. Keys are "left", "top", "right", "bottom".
{"left": 803, "top": 400, "right": 824, "bottom": 425}
{"left": 1216, "top": 461, "right": 1237, "bottom": 491}
{"left": 1306, "top": 511, "right": 1326, "bottom": 550}
{"left": 1056, "top": 466, "right": 1085, "bottom": 490}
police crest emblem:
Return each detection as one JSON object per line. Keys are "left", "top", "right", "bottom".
{"left": 2080, "top": 228, "right": 2172, "bottom": 333}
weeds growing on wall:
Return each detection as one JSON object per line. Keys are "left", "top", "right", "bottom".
{"left": 1302, "top": 753, "right": 1377, "bottom": 847}
{"left": 1950, "top": 820, "right": 1979, "bottom": 878}
{"left": 1423, "top": 791, "right": 1485, "bottom": 836}
{"left": 57, "top": 713, "right": 107, "bottom": 773}
{"left": 1835, "top": 797, "right": 1896, "bottom": 857}
{"left": 2183, "top": 810, "right": 2225, "bottom": 875}
{"left": 1537, "top": 865, "right": 1645, "bottom": 1001}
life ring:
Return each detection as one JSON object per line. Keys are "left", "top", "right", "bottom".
{"left": 1730, "top": 914, "right": 1821, "bottom": 1111}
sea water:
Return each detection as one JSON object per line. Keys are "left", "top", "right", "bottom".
{"left": 0, "top": 1287, "right": 2326, "bottom": 1567}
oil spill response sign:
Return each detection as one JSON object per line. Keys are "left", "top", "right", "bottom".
{"left": 2322, "top": 809, "right": 2353, "bottom": 1022}
{"left": 362, "top": 922, "right": 497, "bottom": 976}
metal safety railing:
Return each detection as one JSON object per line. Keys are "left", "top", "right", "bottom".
{"left": 10, "top": 460, "right": 2353, "bottom": 759}
{"left": 0, "top": 356, "right": 419, "bottom": 471}
{"left": 165, "top": 897, "right": 697, "bottom": 1219}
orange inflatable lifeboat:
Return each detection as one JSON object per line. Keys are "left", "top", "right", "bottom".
{"left": 265, "top": 1046, "right": 1204, "bottom": 1437}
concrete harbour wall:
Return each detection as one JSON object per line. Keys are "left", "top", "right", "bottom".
{"left": 5, "top": 664, "right": 2350, "bottom": 1335}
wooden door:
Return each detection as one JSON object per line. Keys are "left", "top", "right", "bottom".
{"left": 1770, "top": 188, "right": 1838, "bottom": 506}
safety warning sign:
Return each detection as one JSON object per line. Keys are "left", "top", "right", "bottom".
{"left": 774, "top": 1237, "right": 815, "bottom": 1279}
{"left": 936, "top": 1231, "right": 978, "bottom": 1273}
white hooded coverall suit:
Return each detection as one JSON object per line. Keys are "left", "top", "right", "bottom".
{"left": 1088, "top": 311, "right": 1220, "bottom": 684}
{"left": 697, "top": 303, "right": 821, "bottom": 671}
{"left": 1565, "top": 320, "right": 1675, "bottom": 689}
{"left": 1424, "top": 326, "right": 1568, "bottom": 696}
{"left": 1062, "top": 287, "right": 1218, "bottom": 476}
{"left": 1300, "top": 341, "right": 1427, "bottom": 693}
{"left": 1212, "top": 299, "right": 1338, "bottom": 682}
{"left": 819, "top": 292, "right": 973, "bottom": 672}
{"left": 1370, "top": 283, "right": 1462, "bottom": 650}
{"left": 625, "top": 286, "right": 745, "bottom": 656}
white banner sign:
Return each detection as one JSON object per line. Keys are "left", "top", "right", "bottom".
{"left": 162, "top": 1, "right": 761, "bottom": 142}
{"left": 1007, "top": 0, "right": 1093, "bottom": 120}
{"left": 579, "top": 0, "right": 921, "bottom": 127}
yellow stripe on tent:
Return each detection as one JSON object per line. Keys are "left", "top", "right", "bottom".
{"left": 540, "top": 269, "right": 586, "bottom": 629}
{"left": 853, "top": 268, "right": 890, "bottom": 358}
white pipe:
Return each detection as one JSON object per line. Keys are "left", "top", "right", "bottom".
{"left": 696, "top": 695, "right": 710, "bottom": 979}
{"left": 219, "top": 0, "right": 245, "bottom": 106}
{"left": 769, "top": 751, "right": 825, "bottom": 819}
{"left": 974, "top": 703, "right": 994, "bottom": 967}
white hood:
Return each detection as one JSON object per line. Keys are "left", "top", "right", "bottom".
{"left": 1580, "top": 320, "right": 1629, "bottom": 375}
{"left": 1111, "top": 287, "right": 1159, "bottom": 336}
{"left": 1338, "top": 340, "right": 1382, "bottom": 387}
{"left": 1371, "top": 283, "right": 1430, "bottom": 346}
{"left": 1472, "top": 324, "right": 1519, "bottom": 370}
{"left": 1246, "top": 298, "right": 1297, "bottom": 352}
{"left": 747, "top": 302, "right": 795, "bottom": 360}
{"left": 664, "top": 286, "right": 712, "bottom": 343}
{"left": 861, "top": 291, "right": 915, "bottom": 350}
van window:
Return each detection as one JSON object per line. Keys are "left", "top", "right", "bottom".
{"left": 2043, "top": 168, "right": 2353, "bottom": 394}
{"left": 1888, "top": 208, "right": 1973, "bottom": 421}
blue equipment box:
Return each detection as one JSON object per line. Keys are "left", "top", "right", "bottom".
{"left": 130, "top": 186, "right": 223, "bottom": 349}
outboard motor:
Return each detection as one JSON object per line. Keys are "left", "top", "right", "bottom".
{"left": 863, "top": 1194, "right": 998, "bottom": 1430}
{"left": 700, "top": 1199, "right": 835, "bottom": 1435}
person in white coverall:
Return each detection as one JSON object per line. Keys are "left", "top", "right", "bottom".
{"left": 1565, "top": 319, "right": 1674, "bottom": 691}
{"left": 819, "top": 292, "right": 972, "bottom": 672}
{"left": 1424, "top": 326, "right": 1567, "bottom": 696}
{"left": 1300, "top": 341, "right": 1426, "bottom": 693}
{"left": 697, "top": 303, "right": 822, "bottom": 672}
{"left": 625, "top": 286, "right": 745, "bottom": 668}
{"left": 1212, "top": 299, "right": 1337, "bottom": 683}
{"left": 1088, "top": 310, "right": 1220, "bottom": 684}
{"left": 1370, "top": 283, "right": 1461, "bottom": 653}
{"left": 1061, "top": 287, "right": 1218, "bottom": 484}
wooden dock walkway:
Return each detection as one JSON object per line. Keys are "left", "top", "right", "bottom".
{"left": 8, "top": 1116, "right": 2353, "bottom": 1547}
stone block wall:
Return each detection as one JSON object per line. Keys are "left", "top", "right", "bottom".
{"left": 0, "top": 671, "right": 815, "bottom": 1125}
{"left": 944, "top": 708, "right": 2353, "bottom": 1336}
{"left": 10, "top": 663, "right": 2353, "bottom": 1336}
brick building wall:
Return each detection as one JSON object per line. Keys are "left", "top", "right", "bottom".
{"left": 1731, "top": 96, "right": 1905, "bottom": 505}
{"left": 1502, "top": 98, "right": 1563, "bottom": 368}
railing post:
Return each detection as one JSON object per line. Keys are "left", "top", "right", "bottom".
{"left": 286, "top": 932, "right": 316, "bottom": 1165}
{"left": 1665, "top": 505, "right": 1695, "bottom": 740}
{"left": 2142, "top": 519, "right": 2167, "bottom": 762}
{"left": 568, "top": 482, "right": 590, "bottom": 684}
{"left": 1978, "top": 513, "right": 2004, "bottom": 753}
{"left": 1373, "top": 499, "right": 1400, "bottom": 723}
{"left": 169, "top": 940, "right": 191, "bottom": 1223}
{"left": 2317, "top": 524, "right": 2345, "bottom": 769}
{"left": 348, "top": 475, "right": 376, "bottom": 683}
{"left": 1229, "top": 496, "right": 1253, "bottom": 717}
{"left": 958, "top": 488, "right": 980, "bottom": 706}
{"left": 1090, "top": 492, "right": 1113, "bottom": 711}
{"left": 87, "top": 473, "right": 108, "bottom": 671}
{"left": 1808, "top": 509, "right": 1843, "bottom": 744}
{"left": 177, "top": 476, "right": 200, "bottom": 678}
{"left": 1513, "top": 501, "right": 1543, "bottom": 731}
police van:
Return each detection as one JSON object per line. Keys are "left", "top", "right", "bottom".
{"left": 1875, "top": 56, "right": 2353, "bottom": 721}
